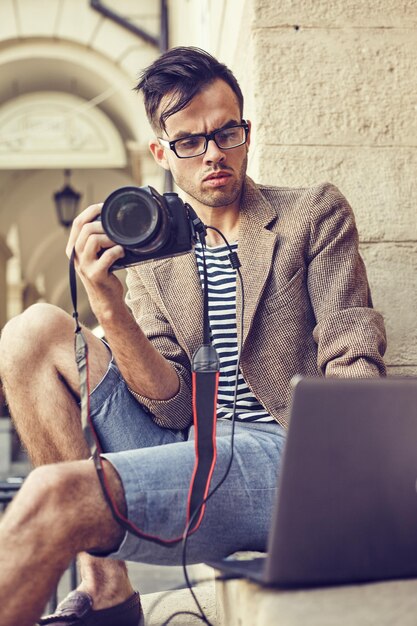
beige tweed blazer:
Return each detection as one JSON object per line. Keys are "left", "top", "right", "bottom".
{"left": 125, "top": 178, "right": 387, "bottom": 429}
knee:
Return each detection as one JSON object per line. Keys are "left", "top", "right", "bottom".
{"left": 0, "top": 463, "right": 91, "bottom": 562}
{"left": 16, "top": 461, "right": 123, "bottom": 553}
{"left": 14, "top": 464, "right": 86, "bottom": 544}
{"left": 2, "top": 304, "right": 71, "bottom": 347}
{"left": 20, "top": 463, "right": 74, "bottom": 516}
{"left": 0, "top": 304, "right": 72, "bottom": 375}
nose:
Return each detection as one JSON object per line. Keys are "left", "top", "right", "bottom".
{"left": 203, "top": 138, "right": 226, "bottom": 165}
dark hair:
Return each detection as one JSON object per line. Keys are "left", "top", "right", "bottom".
{"left": 135, "top": 46, "right": 244, "bottom": 132}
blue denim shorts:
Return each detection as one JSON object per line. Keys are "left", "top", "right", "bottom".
{"left": 90, "top": 358, "right": 287, "bottom": 565}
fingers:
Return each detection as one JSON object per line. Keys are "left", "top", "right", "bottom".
{"left": 65, "top": 203, "right": 103, "bottom": 259}
{"left": 84, "top": 245, "right": 126, "bottom": 282}
{"left": 66, "top": 202, "right": 126, "bottom": 281}
{"left": 74, "top": 221, "right": 108, "bottom": 261}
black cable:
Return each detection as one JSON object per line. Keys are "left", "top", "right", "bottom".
{"left": 147, "top": 571, "right": 245, "bottom": 625}
{"left": 161, "top": 610, "right": 208, "bottom": 625}
{"left": 201, "top": 242, "right": 211, "bottom": 345}
{"left": 71, "top": 224, "right": 244, "bottom": 626}
{"left": 145, "top": 575, "right": 220, "bottom": 625}
{"left": 144, "top": 572, "right": 239, "bottom": 619}
{"left": 177, "top": 226, "right": 245, "bottom": 626}
{"left": 180, "top": 274, "right": 244, "bottom": 624}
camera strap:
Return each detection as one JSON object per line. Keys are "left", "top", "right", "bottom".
{"left": 188, "top": 240, "right": 219, "bottom": 528}
{"left": 69, "top": 245, "right": 219, "bottom": 546}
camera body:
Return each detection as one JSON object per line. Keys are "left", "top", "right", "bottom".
{"left": 100, "top": 185, "right": 200, "bottom": 271}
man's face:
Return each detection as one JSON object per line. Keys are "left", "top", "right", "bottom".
{"left": 150, "top": 79, "right": 250, "bottom": 212}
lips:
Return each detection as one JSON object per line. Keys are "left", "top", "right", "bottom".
{"left": 203, "top": 171, "right": 232, "bottom": 185}
{"left": 204, "top": 172, "right": 230, "bottom": 180}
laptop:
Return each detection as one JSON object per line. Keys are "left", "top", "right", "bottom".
{"left": 208, "top": 377, "right": 417, "bottom": 588}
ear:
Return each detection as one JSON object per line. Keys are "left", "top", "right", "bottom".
{"left": 149, "top": 138, "right": 171, "bottom": 171}
{"left": 246, "top": 119, "right": 252, "bottom": 151}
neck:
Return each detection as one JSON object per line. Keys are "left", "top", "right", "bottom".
{"left": 203, "top": 207, "right": 240, "bottom": 246}
{"left": 183, "top": 198, "right": 241, "bottom": 247}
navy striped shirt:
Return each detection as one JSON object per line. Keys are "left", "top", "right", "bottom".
{"left": 195, "top": 241, "right": 273, "bottom": 422}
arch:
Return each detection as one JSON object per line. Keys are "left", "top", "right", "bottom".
{"left": 0, "top": 91, "right": 126, "bottom": 169}
{"left": 0, "top": 39, "right": 152, "bottom": 147}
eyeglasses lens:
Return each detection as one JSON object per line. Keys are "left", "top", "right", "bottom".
{"left": 175, "top": 126, "right": 246, "bottom": 158}
{"left": 175, "top": 136, "right": 206, "bottom": 158}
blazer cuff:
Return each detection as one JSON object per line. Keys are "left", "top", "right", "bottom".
{"left": 313, "top": 307, "right": 387, "bottom": 377}
{"left": 127, "top": 372, "right": 192, "bottom": 430}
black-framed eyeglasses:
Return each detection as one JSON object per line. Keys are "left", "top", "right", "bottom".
{"left": 158, "top": 121, "right": 249, "bottom": 159}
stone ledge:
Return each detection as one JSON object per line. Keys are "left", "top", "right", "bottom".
{"left": 215, "top": 575, "right": 417, "bottom": 626}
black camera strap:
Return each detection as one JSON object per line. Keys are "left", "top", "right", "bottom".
{"left": 69, "top": 243, "right": 219, "bottom": 546}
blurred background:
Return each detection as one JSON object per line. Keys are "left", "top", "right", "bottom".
{"left": 0, "top": 0, "right": 416, "bottom": 469}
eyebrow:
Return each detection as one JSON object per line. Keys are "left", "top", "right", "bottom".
{"left": 170, "top": 119, "right": 241, "bottom": 141}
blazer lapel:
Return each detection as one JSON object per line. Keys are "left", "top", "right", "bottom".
{"left": 146, "top": 178, "right": 278, "bottom": 358}
{"left": 151, "top": 251, "right": 204, "bottom": 360}
{"left": 237, "top": 179, "right": 278, "bottom": 349}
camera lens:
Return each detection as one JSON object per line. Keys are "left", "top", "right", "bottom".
{"left": 113, "top": 201, "right": 155, "bottom": 239}
{"left": 101, "top": 187, "right": 161, "bottom": 250}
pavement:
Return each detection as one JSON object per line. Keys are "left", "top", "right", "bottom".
{"left": 52, "top": 561, "right": 217, "bottom": 625}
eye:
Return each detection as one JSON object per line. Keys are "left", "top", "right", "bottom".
{"left": 216, "top": 128, "right": 241, "bottom": 144}
{"left": 176, "top": 136, "right": 204, "bottom": 150}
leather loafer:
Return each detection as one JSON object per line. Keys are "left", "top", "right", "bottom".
{"left": 37, "top": 590, "right": 144, "bottom": 625}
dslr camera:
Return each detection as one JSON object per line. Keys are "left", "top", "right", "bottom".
{"left": 99, "top": 185, "right": 203, "bottom": 271}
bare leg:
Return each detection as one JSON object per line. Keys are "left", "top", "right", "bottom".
{"left": 0, "top": 459, "right": 127, "bottom": 626}
{"left": 0, "top": 303, "right": 134, "bottom": 608}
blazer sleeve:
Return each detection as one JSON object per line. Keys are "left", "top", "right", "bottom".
{"left": 124, "top": 268, "right": 193, "bottom": 429}
{"left": 308, "top": 183, "right": 387, "bottom": 377}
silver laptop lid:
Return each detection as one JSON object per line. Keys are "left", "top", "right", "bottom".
{"left": 265, "top": 377, "right": 417, "bottom": 587}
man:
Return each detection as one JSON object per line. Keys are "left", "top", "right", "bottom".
{"left": 0, "top": 47, "right": 386, "bottom": 626}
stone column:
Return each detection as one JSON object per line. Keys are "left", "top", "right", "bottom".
{"left": 0, "top": 234, "right": 12, "bottom": 330}
{"left": 0, "top": 236, "right": 12, "bottom": 475}
{"left": 23, "top": 283, "right": 42, "bottom": 310}
{"left": 126, "top": 140, "right": 163, "bottom": 189}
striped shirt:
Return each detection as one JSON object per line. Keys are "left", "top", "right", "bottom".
{"left": 195, "top": 240, "right": 273, "bottom": 422}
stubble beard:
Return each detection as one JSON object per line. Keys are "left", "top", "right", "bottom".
{"left": 173, "top": 154, "right": 248, "bottom": 209}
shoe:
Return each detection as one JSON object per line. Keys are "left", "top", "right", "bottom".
{"left": 37, "top": 590, "right": 144, "bottom": 625}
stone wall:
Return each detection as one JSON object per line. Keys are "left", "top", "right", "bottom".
{"left": 251, "top": 0, "right": 417, "bottom": 376}
{"left": 169, "top": 0, "right": 417, "bottom": 376}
